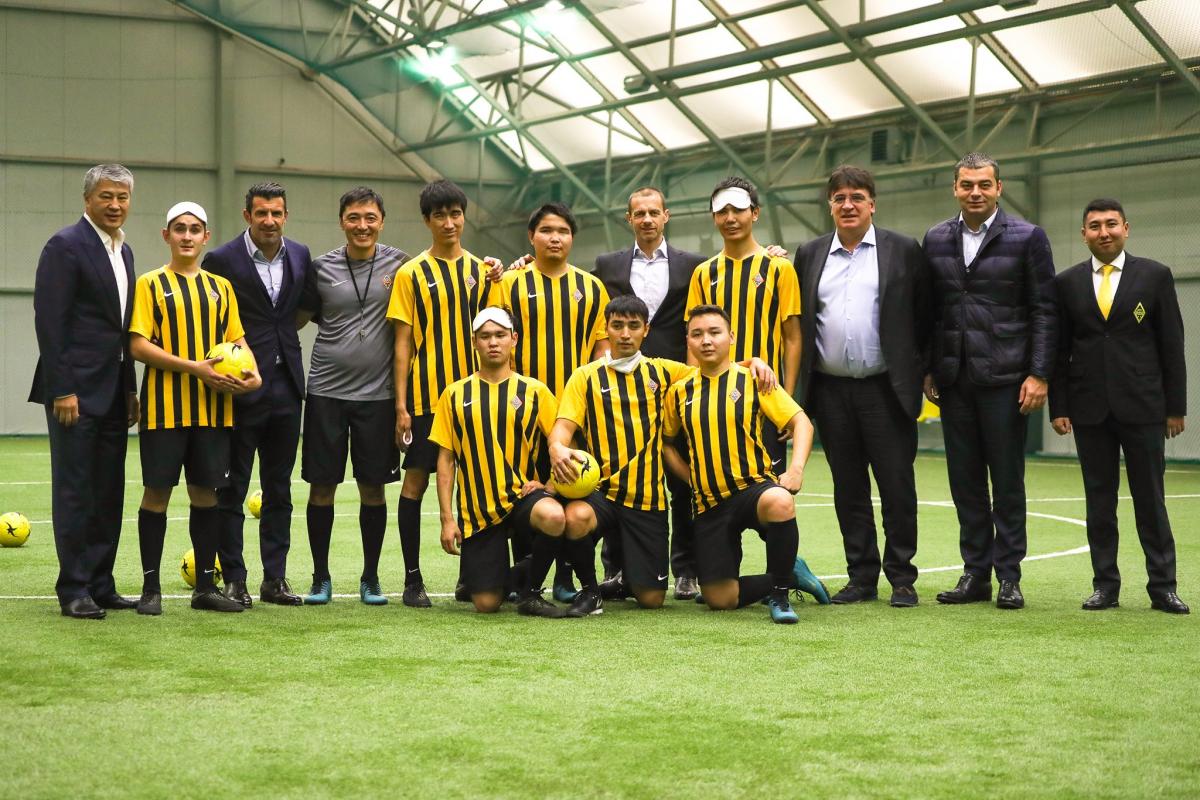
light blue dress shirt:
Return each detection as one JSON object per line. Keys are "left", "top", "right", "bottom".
{"left": 814, "top": 225, "right": 886, "bottom": 378}
{"left": 243, "top": 230, "right": 286, "bottom": 305}
{"left": 959, "top": 207, "right": 998, "bottom": 267}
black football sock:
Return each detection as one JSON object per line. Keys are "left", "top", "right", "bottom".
{"left": 737, "top": 574, "right": 775, "bottom": 607}
{"left": 765, "top": 519, "right": 800, "bottom": 591}
{"left": 190, "top": 506, "right": 220, "bottom": 593}
{"left": 553, "top": 555, "right": 574, "bottom": 588}
{"left": 525, "top": 533, "right": 562, "bottom": 598}
{"left": 138, "top": 508, "right": 167, "bottom": 594}
{"left": 565, "top": 536, "right": 598, "bottom": 590}
{"left": 397, "top": 496, "right": 423, "bottom": 585}
{"left": 510, "top": 525, "right": 532, "bottom": 562}
{"left": 359, "top": 503, "right": 386, "bottom": 584}
{"left": 507, "top": 555, "right": 531, "bottom": 597}
{"left": 307, "top": 504, "right": 334, "bottom": 582}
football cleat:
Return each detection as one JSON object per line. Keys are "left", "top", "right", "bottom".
{"left": 566, "top": 587, "right": 603, "bottom": 617}
{"left": 359, "top": 580, "right": 388, "bottom": 606}
{"left": 793, "top": 558, "right": 832, "bottom": 605}
{"left": 303, "top": 577, "right": 333, "bottom": 605}
{"left": 517, "top": 595, "right": 567, "bottom": 618}
{"left": 402, "top": 582, "right": 432, "bottom": 608}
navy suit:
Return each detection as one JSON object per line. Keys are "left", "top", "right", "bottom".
{"left": 1050, "top": 254, "right": 1185, "bottom": 596}
{"left": 594, "top": 242, "right": 702, "bottom": 579}
{"left": 29, "top": 216, "right": 137, "bottom": 604}
{"left": 203, "top": 234, "right": 311, "bottom": 583}
{"left": 923, "top": 206, "right": 1056, "bottom": 583}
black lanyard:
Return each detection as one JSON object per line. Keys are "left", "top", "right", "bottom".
{"left": 346, "top": 246, "right": 377, "bottom": 340}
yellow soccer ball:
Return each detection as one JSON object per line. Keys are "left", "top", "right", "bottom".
{"left": 206, "top": 342, "right": 254, "bottom": 378}
{"left": 180, "top": 548, "right": 223, "bottom": 588}
{"left": 0, "top": 512, "right": 30, "bottom": 547}
{"left": 247, "top": 490, "right": 263, "bottom": 519}
{"left": 553, "top": 451, "right": 601, "bottom": 499}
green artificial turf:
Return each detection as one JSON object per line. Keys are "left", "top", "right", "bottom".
{"left": 1, "top": 436, "right": 1197, "bottom": 799}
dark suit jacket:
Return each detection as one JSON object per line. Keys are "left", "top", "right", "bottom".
{"left": 202, "top": 233, "right": 311, "bottom": 412}
{"left": 28, "top": 217, "right": 136, "bottom": 415}
{"left": 594, "top": 242, "right": 704, "bottom": 362}
{"left": 795, "top": 227, "right": 931, "bottom": 420}
{"left": 1049, "top": 254, "right": 1186, "bottom": 426}
{"left": 923, "top": 206, "right": 1057, "bottom": 387}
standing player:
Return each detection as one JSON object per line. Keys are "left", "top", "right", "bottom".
{"left": 297, "top": 187, "right": 408, "bottom": 607}
{"left": 431, "top": 308, "right": 569, "bottom": 618}
{"left": 549, "top": 295, "right": 778, "bottom": 616}
{"left": 662, "top": 305, "right": 822, "bottom": 624}
{"left": 204, "top": 182, "right": 311, "bottom": 608}
{"left": 129, "top": 202, "right": 262, "bottom": 615}
{"left": 686, "top": 177, "right": 802, "bottom": 464}
{"left": 387, "top": 180, "right": 500, "bottom": 607}
{"left": 491, "top": 202, "right": 611, "bottom": 601}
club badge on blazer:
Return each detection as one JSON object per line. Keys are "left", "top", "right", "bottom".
{"left": 1134, "top": 302, "right": 1146, "bottom": 324}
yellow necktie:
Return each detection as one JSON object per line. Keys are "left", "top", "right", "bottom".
{"left": 1098, "top": 264, "right": 1114, "bottom": 319}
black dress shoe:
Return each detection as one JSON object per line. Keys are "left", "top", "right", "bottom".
{"left": 61, "top": 597, "right": 106, "bottom": 619}
{"left": 674, "top": 575, "right": 700, "bottom": 601}
{"left": 996, "top": 580, "right": 1024, "bottom": 609}
{"left": 224, "top": 580, "right": 253, "bottom": 608}
{"left": 260, "top": 578, "right": 303, "bottom": 606}
{"left": 94, "top": 593, "right": 138, "bottom": 610}
{"left": 889, "top": 585, "right": 918, "bottom": 607}
{"left": 1150, "top": 592, "right": 1190, "bottom": 614}
{"left": 1082, "top": 589, "right": 1119, "bottom": 610}
{"left": 936, "top": 573, "right": 992, "bottom": 604}
{"left": 831, "top": 583, "right": 878, "bottom": 604}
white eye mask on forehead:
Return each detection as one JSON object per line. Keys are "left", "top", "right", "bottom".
{"left": 711, "top": 187, "right": 753, "bottom": 213}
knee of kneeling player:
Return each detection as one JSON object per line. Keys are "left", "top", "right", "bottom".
{"left": 758, "top": 488, "right": 796, "bottom": 522}
{"left": 472, "top": 593, "right": 503, "bottom": 613}
{"left": 634, "top": 589, "right": 665, "bottom": 609}
{"left": 532, "top": 499, "right": 566, "bottom": 535}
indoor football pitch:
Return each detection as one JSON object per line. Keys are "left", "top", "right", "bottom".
{"left": 1, "top": 435, "right": 1197, "bottom": 799}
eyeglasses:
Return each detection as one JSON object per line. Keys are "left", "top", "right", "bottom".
{"left": 829, "top": 193, "right": 871, "bottom": 206}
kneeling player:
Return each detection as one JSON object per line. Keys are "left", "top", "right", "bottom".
{"left": 129, "top": 202, "right": 262, "bottom": 614}
{"left": 430, "top": 307, "right": 569, "bottom": 618}
{"left": 549, "top": 295, "right": 778, "bottom": 615}
{"left": 663, "top": 304, "right": 824, "bottom": 623}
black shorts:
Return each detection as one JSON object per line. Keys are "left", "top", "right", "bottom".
{"left": 461, "top": 489, "right": 550, "bottom": 594}
{"left": 762, "top": 419, "right": 787, "bottom": 469}
{"left": 580, "top": 493, "right": 668, "bottom": 591}
{"left": 402, "top": 413, "right": 439, "bottom": 473}
{"left": 301, "top": 395, "right": 400, "bottom": 485}
{"left": 140, "top": 427, "right": 231, "bottom": 489}
{"left": 693, "top": 480, "right": 778, "bottom": 584}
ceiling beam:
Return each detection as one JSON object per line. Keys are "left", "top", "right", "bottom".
{"left": 1115, "top": 0, "right": 1200, "bottom": 102}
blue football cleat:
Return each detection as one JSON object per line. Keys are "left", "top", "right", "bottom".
{"left": 303, "top": 577, "right": 332, "bottom": 605}
{"left": 767, "top": 593, "right": 799, "bottom": 624}
{"left": 553, "top": 582, "right": 578, "bottom": 603}
{"left": 360, "top": 580, "right": 389, "bottom": 605}
{"left": 793, "top": 558, "right": 832, "bottom": 605}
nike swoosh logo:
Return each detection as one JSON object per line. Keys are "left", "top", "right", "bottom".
{"left": 528, "top": 292, "right": 538, "bottom": 298}
{"left": 331, "top": 279, "right": 349, "bottom": 287}
{"left": 685, "top": 398, "right": 696, "bottom": 406}
{"left": 657, "top": 574, "right": 668, "bottom": 581}
{"left": 162, "top": 291, "right": 174, "bottom": 298}
{"left": 204, "top": 569, "right": 215, "bottom": 574}
{"left": 427, "top": 281, "right": 438, "bottom": 288}
{"left": 771, "top": 459, "right": 782, "bottom": 466}
{"left": 407, "top": 569, "right": 419, "bottom": 574}
{"left": 710, "top": 279, "right": 719, "bottom": 287}
{"left": 600, "top": 386, "right": 613, "bottom": 394}
{"left": 463, "top": 400, "right": 474, "bottom": 407}
{"left": 143, "top": 570, "right": 155, "bottom": 575}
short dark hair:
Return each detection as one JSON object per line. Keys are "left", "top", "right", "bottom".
{"left": 245, "top": 182, "right": 286, "bottom": 213}
{"left": 420, "top": 180, "right": 468, "bottom": 219}
{"left": 954, "top": 152, "right": 1000, "bottom": 182}
{"left": 605, "top": 295, "right": 650, "bottom": 323}
{"left": 826, "top": 165, "right": 876, "bottom": 199}
{"left": 527, "top": 202, "right": 578, "bottom": 235}
{"left": 1082, "top": 198, "right": 1126, "bottom": 224}
{"left": 687, "top": 304, "right": 731, "bottom": 330}
{"left": 710, "top": 176, "right": 759, "bottom": 210}
{"left": 627, "top": 186, "right": 666, "bottom": 212}
{"left": 339, "top": 186, "right": 385, "bottom": 218}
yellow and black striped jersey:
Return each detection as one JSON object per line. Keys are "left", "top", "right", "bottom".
{"left": 685, "top": 250, "right": 801, "bottom": 377}
{"left": 386, "top": 249, "right": 491, "bottom": 416}
{"left": 662, "top": 363, "right": 801, "bottom": 515}
{"left": 429, "top": 372, "right": 557, "bottom": 539}
{"left": 490, "top": 264, "right": 610, "bottom": 395}
{"left": 557, "top": 357, "right": 695, "bottom": 511}
{"left": 129, "top": 266, "right": 245, "bottom": 430}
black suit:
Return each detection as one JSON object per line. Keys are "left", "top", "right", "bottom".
{"left": 29, "top": 216, "right": 137, "bottom": 605}
{"left": 796, "top": 227, "right": 930, "bottom": 588}
{"left": 594, "top": 242, "right": 703, "bottom": 578}
{"left": 1049, "top": 254, "right": 1186, "bottom": 596}
{"left": 203, "top": 233, "right": 311, "bottom": 583}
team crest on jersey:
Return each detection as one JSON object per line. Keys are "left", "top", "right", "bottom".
{"left": 753, "top": 274, "right": 765, "bottom": 287}
{"left": 381, "top": 274, "right": 393, "bottom": 290}
{"left": 572, "top": 288, "right": 583, "bottom": 302}
{"left": 209, "top": 290, "right": 220, "bottom": 300}
{"left": 729, "top": 388, "right": 742, "bottom": 402}
{"left": 465, "top": 274, "right": 477, "bottom": 289}
{"left": 511, "top": 395, "right": 523, "bottom": 410}
{"left": 648, "top": 379, "right": 659, "bottom": 392}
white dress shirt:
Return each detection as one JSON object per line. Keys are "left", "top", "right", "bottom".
{"left": 629, "top": 239, "right": 670, "bottom": 320}
{"left": 83, "top": 213, "right": 128, "bottom": 318}
{"left": 959, "top": 207, "right": 999, "bottom": 267}
{"left": 1090, "top": 249, "right": 1125, "bottom": 299}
